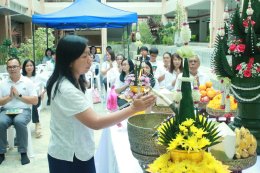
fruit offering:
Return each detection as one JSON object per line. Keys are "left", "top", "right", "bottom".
{"left": 234, "top": 127, "right": 257, "bottom": 159}
{"left": 207, "top": 94, "right": 237, "bottom": 110}
{"left": 199, "top": 81, "right": 220, "bottom": 103}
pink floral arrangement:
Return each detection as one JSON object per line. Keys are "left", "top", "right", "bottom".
{"left": 124, "top": 73, "right": 150, "bottom": 99}
{"left": 236, "top": 57, "right": 260, "bottom": 78}
{"left": 125, "top": 74, "right": 150, "bottom": 87}
{"left": 228, "top": 39, "right": 246, "bottom": 57}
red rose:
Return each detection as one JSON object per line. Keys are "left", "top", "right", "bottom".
{"left": 251, "top": 20, "right": 256, "bottom": 26}
{"left": 236, "top": 64, "right": 242, "bottom": 70}
{"left": 247, "top": 63, "right": 253, "bottom": 69}
{"left": 249, "top": 57, "right": 255, "bottom": 64}
{"left": 229, "top": 43, "right": 236, "bottom": 52}
{"left": 236, "top": 44, "right": 246, "bottom": 52}
{"left": 243, "top": 20, "right": 248, "bottom": 27}
{"left": 243, "top": 69, "right": 252, "bottom": 78}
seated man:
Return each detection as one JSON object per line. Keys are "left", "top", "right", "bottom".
{"left": 174, "top": 55, "right": 210, "bottom": 90}
{"left": 0, "top": 58, "right": 38, "bottom": 165}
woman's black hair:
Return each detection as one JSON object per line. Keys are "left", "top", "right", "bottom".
{"left": 169, "top": 53, "right": 183, "bottom": 73}
{"left": 45, "top": 48, "right": 53, "bottom": 56}
{"left": 144, "top": 60, "right": 154, "bottom": 76}
{"left": 90, "top": 46, "right": 97, "bottom": 54}
{"left": 46, "top": 35, "right": 88, "bottom": 104}
{"left": 22, "top": 59, "right": 36, "bottom": 77}
{"left": 119, "top": 59, "right": 134, "bottom": 82}
{"left": 144, "top": 60, "right": 155, "bottom": 87}
{"left": 107, "top": 49, "right": 116, "bottom": 61}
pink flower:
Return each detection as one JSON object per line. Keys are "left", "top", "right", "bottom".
{"left": 229, "top": 43, "right": 236, "bottom": 52}
{"left": 243, "top": 20, "right": 248, "bottom": 28}
{"left": 257, "top": 67, "right": 260, "bottom": 72}
{"left": 236, "top": 64, "right": 242, "bottom": 71}
{"left": 236, "top": 44, "right": 246, "bottom": 53}
{"left": 247, "top": 63, "right": 253, "bottom": 69}
{"left": 144, "top": 77, "right": 150, "bottom": 83}
{"left": 243, "top": 69, "right": 252, "bottom": 78}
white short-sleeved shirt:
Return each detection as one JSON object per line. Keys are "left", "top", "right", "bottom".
{"left": 174, "top": 71, "right": 210, "bottom": 90}
{"left": 0, "top": 75, "right": 37, "bottom": 109}
{"left": 48, "top": 78, "right": 94, "bottom": 162}
{"left": 26, "top": 76, "right": 45, "bottom": 95}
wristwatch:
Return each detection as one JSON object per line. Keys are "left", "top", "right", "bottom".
{"left": 18, "top": 94, "right": 22, "bottom": 98}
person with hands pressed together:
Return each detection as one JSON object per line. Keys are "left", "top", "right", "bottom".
{"left": 0, "top": 58, "right": 38, "bottom": 165}
{"left": 46, "top": 35, "right": 156, "bottom": 173}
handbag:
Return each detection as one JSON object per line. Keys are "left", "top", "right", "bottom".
{"left": 92, "top": 88, "right": 101, "bottom": 104}
{"left": 106, "top": 85, "right": 118, "bottom": 111}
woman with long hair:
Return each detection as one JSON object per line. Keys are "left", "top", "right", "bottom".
{"left": 22, "top": 59, "right": 46, "bottom": 138}
{"left": 167, "top": 53, "right": 183, "bottom": 90}
{"left": 46, "top": 35, "right": 155, "bottom": 173}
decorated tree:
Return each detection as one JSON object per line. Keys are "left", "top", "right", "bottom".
{"left": 211, "top": 0, "right": 260, "bottom": 153}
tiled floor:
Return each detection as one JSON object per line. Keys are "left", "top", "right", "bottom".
{"left": 0, "top": 103, "right": 106, "bottom": 173}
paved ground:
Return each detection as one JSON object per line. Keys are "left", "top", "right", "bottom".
{"left": 0, "top": 102, "right": 105, "bottom": 173}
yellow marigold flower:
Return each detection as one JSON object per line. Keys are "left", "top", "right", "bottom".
{"left": 195, "top": 128, "right": 208, "bottom": 138}
{"left": 190, "top": 125, "right": 199, "bottom": 133}
{"left": 182, "top": 118, "right": 194, "bottom": 127}
{"left": 179, "top": 125, "right": 188, "bottom": 133}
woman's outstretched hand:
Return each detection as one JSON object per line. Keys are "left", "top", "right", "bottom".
{"left": 130, "top": 94, "right": 156, "bottom": 113}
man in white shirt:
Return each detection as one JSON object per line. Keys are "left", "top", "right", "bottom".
{"left": 0, "top": 58, "right": 38, "bottom": 165}
{"left": 149, "top": 47, "right": 163, "bottom": 74}
{"left": 174, "top": 55, "right": 210, "bottom": 90}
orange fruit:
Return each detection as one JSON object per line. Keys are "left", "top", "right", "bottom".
{"left": 207, "top": 90, "right": 216, "bottom": 99}
{"left": 200, "top": 90, "right": 207, "bottom": 97}
{"left": 206, "top": 81, "right": 213, "bottom": 88}
{"left": 199, "top": 84, "right": 206, "bottom": 91}
{"left": 206, "top": 87, "right": 213, "bottom": 92}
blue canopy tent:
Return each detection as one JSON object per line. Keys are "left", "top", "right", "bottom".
{"left": 31, "top": 0, "right": 138, "bottom": 61}
{"left": 32, "top": 0, "right": 137, "bottom": 29}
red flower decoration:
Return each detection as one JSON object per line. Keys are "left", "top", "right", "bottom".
{"left": 243, "top": 69, "right": 252, "bottom": 78}
{"left": 257, "top": 67, "right": 260, "bottom": 72}
{"left": 229, "top": 43, "right": 236, "bottom": 52}
{"left": 243, "top": 19, "right": 256, "bottom": 28}
{"left": 236, "top": 44, "right": 246, "bottom": 53}
{"left": 236, "top": 64, "right": 242, "bottom": 70}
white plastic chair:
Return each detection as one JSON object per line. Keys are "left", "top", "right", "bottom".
{"left": 92, "top": 62, "right": 102, "bottom": 92}
{"left": 7, "top": 122, "right": 34, "bottom": 158}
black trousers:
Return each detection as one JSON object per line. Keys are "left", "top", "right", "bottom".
{"left": 32, "top": 96, "right": 41, "bottom": 123}
{"left": 48, "top": 154, "right": 96, "bottom": 173}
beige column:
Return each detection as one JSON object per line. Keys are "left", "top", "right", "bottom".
{"left": 0, "top": 15, "right": 11, "bottom": 43}
{"left": 209, "top": 0, "right": 225, "bottom": 48}
{"left": 24, "top": 22, "right": 32, "bottom": 40}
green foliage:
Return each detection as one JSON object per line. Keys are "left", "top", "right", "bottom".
{"left": 211, "top": 35, "right": 234, "bottom": 78}
{"left": 245, "top": 24, "right": 258, "bottom": 57}
{"left": 178, "top": 58, "right": 195, "bottom": 124}
{"left": 0, "top": 39, "right": 20, "bottom": 65}
{"left": 242, "top": 0, "right": 260, "bottom": 35}
{"left": 19, "top": 28, "right": 55, "bottom": 64}
{"left": 231, "top": 5, "right": 244, "bottom": 38}
{"left": 158, "top": 22, "right": 176, "bottom": 45}
{"left": 138, "top": 22, "right": 155, "bottom": 44}
{"left": 157, "top": 113, "right": 221, "bottom": 148}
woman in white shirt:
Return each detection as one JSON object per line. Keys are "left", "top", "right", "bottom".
{"left": 46, "top": 35, "right": 156, "bottom": 173}
{"left": 101, "top": 49, "right": 118, "bottom": 91}
{"left": 155, "top": 52, "right": 171, "bottom": 88}
{"left": 166, "top": 53, "right": 183, "bottom": 90}
{"left": 22, "top": 59, "right": 46, "bottom": 138}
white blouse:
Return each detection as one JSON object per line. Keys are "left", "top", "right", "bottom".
{"left": 48, "top": 78, "right": 94, "bottom": 162}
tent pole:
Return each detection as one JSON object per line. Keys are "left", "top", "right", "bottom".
{"left": 46, "top": 27, "right": 49, "bottom": 48}
{"left": 32, "top": 24, "right": 36, "bottom": 63}
{"left": 123, "top": 27, "right": 125, "bottom": 57}
{"left": 127, "top": 25, "right": 130, "bottom": 60}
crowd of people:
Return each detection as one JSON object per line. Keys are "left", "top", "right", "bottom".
{"left": 0, "top": 35, "right": 209, "bottom": 172}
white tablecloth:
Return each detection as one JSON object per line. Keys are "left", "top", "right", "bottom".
{"left": 95, "top": 120, "right": 259, "bottom": 173}
{"left": 95, "top": 120, "right": 142, "bottom": 173}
